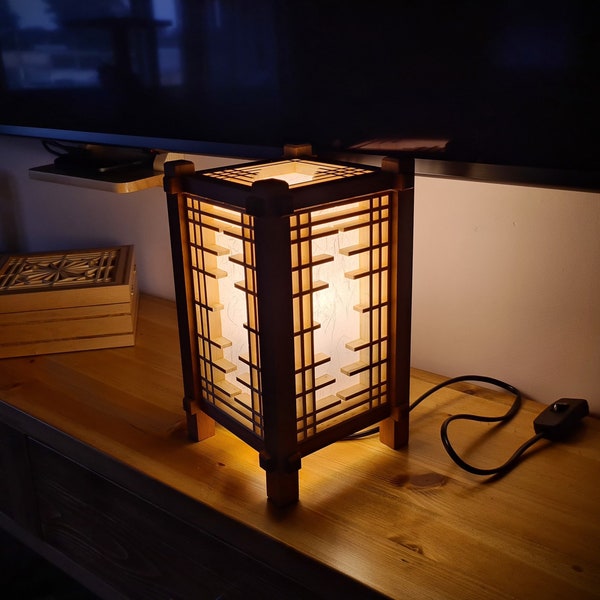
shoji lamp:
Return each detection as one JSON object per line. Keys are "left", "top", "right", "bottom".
{"left": 164, "top": 146, "right": 414, "bottom": 507}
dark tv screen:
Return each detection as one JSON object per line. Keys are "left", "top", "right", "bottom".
{"left": 1, "top": 0, "right": 598, "bottom": 169}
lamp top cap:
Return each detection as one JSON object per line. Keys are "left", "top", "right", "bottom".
{"left": 202, "top": 158, "right": 378, "bottom": 190}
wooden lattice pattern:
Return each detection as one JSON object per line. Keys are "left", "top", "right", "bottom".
{"left": 292, "top": 194, "right": 391, "bottom": 441}
{"left": 185, "top": 196, "right": 264, "bottom": 437}
{"left": 201, "top": 159, "right": 375, "bottom": 188}
{"left": 0, "top": 249, "right": 121, "bottom": 291}
{"left": 185, "top": 191, "right": 391, "bottom": 443}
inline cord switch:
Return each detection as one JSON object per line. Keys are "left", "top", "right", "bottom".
{"left": 533, "top": 398, "right": 589, "bottom": 441}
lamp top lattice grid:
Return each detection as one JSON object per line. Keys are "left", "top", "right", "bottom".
{"left": 200, "top": 158, "right": 376, "bottom": 188}
{"left": 169, "top": 155, "right": 402, "bottom": 215}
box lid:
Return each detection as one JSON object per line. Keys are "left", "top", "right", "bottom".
{"left": 0, "top": 245, "right": 135, "bottom": 313}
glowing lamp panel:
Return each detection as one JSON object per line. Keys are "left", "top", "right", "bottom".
{"left": 185, "top": 196, "right": 264, "bottom": 438}
{"left": 183, "top": 191, "right": 391, "bottom": 443}
{"left": 293, "top": 195, "right": 391, "bottom": 441}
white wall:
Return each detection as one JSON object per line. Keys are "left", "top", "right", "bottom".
{"left": 0, "top": 136, "right": 244, "bottom": 299}
{"left": 1, "top": 136, "right": 598, "bottom": 413}
{"left": 412, "top": 175, "right": 600, "bottom": 412}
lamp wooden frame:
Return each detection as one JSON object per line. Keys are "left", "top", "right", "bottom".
{"left": 164, "top": 151, "right": 414, "bottom": 507}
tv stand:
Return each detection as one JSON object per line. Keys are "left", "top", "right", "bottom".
{"left": 0, "top": 295, "right": 598, "bottom": 599}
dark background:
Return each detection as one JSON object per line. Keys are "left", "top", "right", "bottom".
{"left": 0, "top": 1, "right": 598, "bottom": 167}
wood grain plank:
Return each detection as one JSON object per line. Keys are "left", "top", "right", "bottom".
{"left": 0, "top": 295, "right": 598, "bottom": 600}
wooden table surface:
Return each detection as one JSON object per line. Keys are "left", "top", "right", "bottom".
{"left": 0, "top": 294, "right": 598, "bottom": 599}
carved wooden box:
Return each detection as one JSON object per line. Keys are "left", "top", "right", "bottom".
{"left": 0, "top": 245, "right": 138, "bottom": 358}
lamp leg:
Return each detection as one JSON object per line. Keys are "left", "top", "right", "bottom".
{"left": 186, "top": 409, "right": 215, "bottom": 443}
{"left": 379, "top": 407, "right": 409, "bottom": 449}
{"left": 260, "top": 451, "right": 300, "bottom": 507}
{"left": 265, "top": 470, "right": 300, "bottom": 508}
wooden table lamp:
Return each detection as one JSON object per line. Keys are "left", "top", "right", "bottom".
{"left": 164, "top": 145, "right": 414, "bottom": 506}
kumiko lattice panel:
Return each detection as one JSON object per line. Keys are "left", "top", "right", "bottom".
{"left": 202, "top": 159, "right": 374, "bottom": 188}
{"left": 165, "top": 152, "right": 413, "bottom": 506}
{"left": 0, "top": 246, "right": 138, "bottom": 358}
{"left": 183, "top": 191, "right": 393, "bottom": 445}
{"left": 0, "top": 248, "right": 121, "bottom": 292}
{"left": 183, "top": 195, "right": 264, "bottom": 442}
{"left": 292, "top": 194, "right": 391, "bottom": 443}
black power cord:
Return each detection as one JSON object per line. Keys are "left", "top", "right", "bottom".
{"left": 415, "top": 374, "right": 527, "bottom": 476}
{"left": 344, "top": 375, "right": 589, "bottom": 477}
